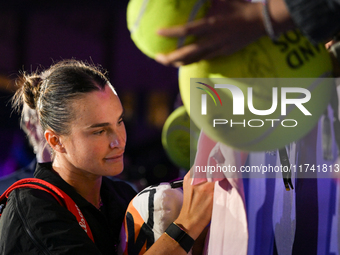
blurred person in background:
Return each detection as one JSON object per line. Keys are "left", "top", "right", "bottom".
{"left": 0, "top": 100, "right": 51, "bottom": 193}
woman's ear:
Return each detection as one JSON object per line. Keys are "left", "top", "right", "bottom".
{"left": 45, "top": 129, "right": 65, "bottom": 153}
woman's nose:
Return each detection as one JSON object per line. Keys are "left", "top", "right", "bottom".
{"left": 110, "top": 139, "right": 119, "bottom": 148}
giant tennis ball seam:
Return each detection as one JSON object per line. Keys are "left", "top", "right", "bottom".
{"left": 127, "top": 0, "right": 210, "bottom": 59}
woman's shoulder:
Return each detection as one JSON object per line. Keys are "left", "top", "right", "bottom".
{"left": 5, "top": 185, "right": 60, "bottom": 210}
{"left": 0, "top": 188, "right": 46, "bottom": 253}
{"left": 1, "top": 186, "right": 72, "bottom": 229}
{"left": 0, "top": 187, "right": 101, "bottom": 254}
{"left": 0, "top": 187, "right": 77, "bottom": 254}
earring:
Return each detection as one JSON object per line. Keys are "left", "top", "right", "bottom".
{"left": 110, "top": 139, "right": 119, "bottom": 148}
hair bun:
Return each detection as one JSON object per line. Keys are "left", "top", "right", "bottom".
{"left": 22, "top": 74, "right": 43, "bottom": 109}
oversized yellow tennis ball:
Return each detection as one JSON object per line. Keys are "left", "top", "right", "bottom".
{"left": 162, "top": 106, "right": 200, "bottom": 170}
{"left": 179, "top": 30, "right": 333, "bottom": 151}
{"left": 127, "top": 0, "right": 210, "bottom": 59}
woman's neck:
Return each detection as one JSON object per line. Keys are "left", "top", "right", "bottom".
{"left": 52, "top": 157, "right": 102, "bottom": 209}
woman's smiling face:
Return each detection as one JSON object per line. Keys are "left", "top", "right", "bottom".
{"left": 59, "top": 84, "right": 126, "bottom": 177}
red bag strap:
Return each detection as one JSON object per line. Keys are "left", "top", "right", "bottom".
{"left": 0, "top": 178, "right": 94, "bottom": 242}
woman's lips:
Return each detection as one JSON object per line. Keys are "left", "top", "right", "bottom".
{"left": 104, "top": 153, "right": 124, "bottom": 162}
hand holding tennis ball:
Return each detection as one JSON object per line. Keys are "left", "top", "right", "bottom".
{"left": 127, "top": 0, "right": 211, "bottom": 59}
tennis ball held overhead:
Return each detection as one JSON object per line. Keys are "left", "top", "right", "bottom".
{"left": 126, "top": 0, "right": 210, "bottom": 59}
{"left": 179, "top": 30, "right": 334, "bottom": 151}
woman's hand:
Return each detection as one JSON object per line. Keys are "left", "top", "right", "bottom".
{"left": 174, "top": 171, "right": 215, "bottom": 240}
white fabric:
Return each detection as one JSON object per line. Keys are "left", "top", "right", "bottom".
{"left": 132, "top": 183, "right": 183, "bottom": 240}
{"left": 192, "top": 132, "right": 248, "bottom": 255}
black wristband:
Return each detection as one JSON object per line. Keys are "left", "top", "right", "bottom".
{"left": 165, "top": 222, "right": 195, "bottom": 253}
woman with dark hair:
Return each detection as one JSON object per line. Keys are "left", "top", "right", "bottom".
{"left": 0, "top": 60, "right": 214, "bottom": 255}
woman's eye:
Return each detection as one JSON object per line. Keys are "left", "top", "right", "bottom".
{"left": 94, "top": 130, "right": 105, "bottom": 135}
{"left": 118, "top": 117, "right": 124, "bottom": 124}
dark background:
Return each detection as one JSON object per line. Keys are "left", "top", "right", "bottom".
{"left": 0, "top": 0, "right": 183, "bottom": 191}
